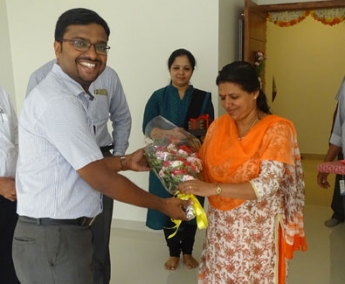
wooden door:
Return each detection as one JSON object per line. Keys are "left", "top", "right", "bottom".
{"left": 242, "top": 1, "right": 345, "bottom": 91}
{"left": 243, "top": 0, "right": 345, "bottom": 63}
{"left": 243, "top": 0, "right": 267, "bottom": 64}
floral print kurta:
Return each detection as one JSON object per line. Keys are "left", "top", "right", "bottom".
{"left": 199, "top": 114, "right": 306, "bottom": 284}
{"left": 199, "top": 161, "right": 289, "bottom": 283}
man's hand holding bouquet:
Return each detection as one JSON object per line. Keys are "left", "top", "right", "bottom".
{"left": 144, "top": 116, "right": 208, "bottom": 237}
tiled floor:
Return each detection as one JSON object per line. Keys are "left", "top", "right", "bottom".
{"left": 109, "top": 157, "right": 345, "bottom": 284}
{"left": 110, "top": 205, "right": 345, "bottom": 284}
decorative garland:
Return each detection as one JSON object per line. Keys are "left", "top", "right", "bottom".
{"left": 268, "top": 8, "right": 345, "bottom": 27}
{"left": 267, "top": 10, "right": 309, "bottom": 27}
{"left": 310, "top": 9, "right": 345, "bottom": 26}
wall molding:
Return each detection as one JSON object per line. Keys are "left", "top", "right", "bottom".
{"left": 301, "top": 153, "right": 324, "bottom": 160}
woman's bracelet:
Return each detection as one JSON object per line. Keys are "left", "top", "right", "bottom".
{"left": 216, "top": 184, "right": 222, "bottom": 195}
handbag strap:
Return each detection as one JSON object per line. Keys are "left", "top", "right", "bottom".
{"left": 184, "top": 88, "right": 207, "bottom": 129}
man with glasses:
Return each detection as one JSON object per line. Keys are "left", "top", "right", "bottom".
{"left": 13, "top": 8, "right": 190, "bottom": 284}
{"left": 0, "top": 87, "right": 20, "bottom": 284}
{"left": 26, "top": 39, "right": 131, "bottom": 284}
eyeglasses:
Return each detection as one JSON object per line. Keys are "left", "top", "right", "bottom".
{"left": 60, "top": 39, "right": 110, "bottom": 55}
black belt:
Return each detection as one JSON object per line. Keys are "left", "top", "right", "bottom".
{"left": 100, "top": 145, "right": 113, "bottom": 153}
{"left": 19, "top": 216, "right": 96, "bottom": 227}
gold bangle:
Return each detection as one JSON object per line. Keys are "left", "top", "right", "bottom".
{"left": 216, "top": 185, "right": 222, "bottom": 195}
{"left": 120, "top": 156, "right": 127, "bottom": 171}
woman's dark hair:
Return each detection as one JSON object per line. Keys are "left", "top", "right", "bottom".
{"left": 167, "top": 49, "right": 196, "bottom": 70}
{"left": 54, "top": 8, "right": 110, "bottom": 41}
{"left": 216, "top": 61, "right": 271, "bottom": 114}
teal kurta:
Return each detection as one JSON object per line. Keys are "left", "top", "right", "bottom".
{"left": 142, "top": 84, "right": 214, "bottom": 230}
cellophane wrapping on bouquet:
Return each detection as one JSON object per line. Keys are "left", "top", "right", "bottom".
{"left": 144, "top": 116, "right": 208, "bottom": 235}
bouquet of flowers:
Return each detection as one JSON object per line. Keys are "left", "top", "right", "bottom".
{"left": 144, "top": 116, "right": 208, "bottom": 235}
{"left": 145, "top": 142, "right": 203, "bottom": 196}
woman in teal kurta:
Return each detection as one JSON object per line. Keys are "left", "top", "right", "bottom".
{"left": 142, "top": 49, "right": 214, "bottom": 270}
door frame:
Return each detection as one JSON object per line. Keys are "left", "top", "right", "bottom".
{"left": 261, "top": 0, "right": 345, "bottom": 12}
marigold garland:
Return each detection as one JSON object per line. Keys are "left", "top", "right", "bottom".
{"left": 267, "top": 10, "right": 309, "bottom": 27}
{"left": 268, "top": 8, "right": 345, "bottom": 27}
{"left": 310, "top": 8, "right": 345, "bottom": 26}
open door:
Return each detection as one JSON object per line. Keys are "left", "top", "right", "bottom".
{"left": 242, "top": 0, "right": 345, "bottom": 89}
{"left": 243, "top": 0, "right": 345, "bottom": 63}
{"left": 243, "top": 0, "right": 267, "bottom": 64}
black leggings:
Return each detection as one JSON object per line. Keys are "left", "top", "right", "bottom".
{"left": 163, "top": 222, "right": 197, "bottom": 257}
{"left": 0, "top": 197, "right": 20, "bottom": 283}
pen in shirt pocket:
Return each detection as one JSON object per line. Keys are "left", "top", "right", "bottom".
{"left": 0, "top": 108, "right": 4, "bottom": 122}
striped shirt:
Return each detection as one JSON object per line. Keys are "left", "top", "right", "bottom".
{"left": 16, "top": 64, "right": 104, "bottom": 218}
{"left": 26, "top": 60, "right": 132, "bottom": 155}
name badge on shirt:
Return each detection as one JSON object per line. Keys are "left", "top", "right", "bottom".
{"left": 0, "top": 109, "right": 8, "bottom": 123}
{"left": 340, "top": 179, "right": 345, "bottom": 195}
{"left": 94, "top": 89, "right": 108, "bottom": 96}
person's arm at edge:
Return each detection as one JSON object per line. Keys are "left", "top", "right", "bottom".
{"left": 323, "top": 144, "right": 342, "bottom": 163}
{"left": 317, "top": 88, "right": 343, "bottom": 188}
{"left": 0, "top": 90, "right": 18, "bottom": 201}
{"left": 0, "top": 177, "right": 16, "bottom": 201}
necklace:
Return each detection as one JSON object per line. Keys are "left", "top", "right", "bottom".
{"left": 238, "top": 117, "right": 259, "bottom": 141}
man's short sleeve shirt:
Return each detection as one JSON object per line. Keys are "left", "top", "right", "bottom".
{"left": 16, "top": 64, "right": 104, "bottom": 218}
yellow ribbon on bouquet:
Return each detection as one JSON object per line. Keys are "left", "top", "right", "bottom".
{"left": 167, "top": 192, "right": 208, "bottom": 239}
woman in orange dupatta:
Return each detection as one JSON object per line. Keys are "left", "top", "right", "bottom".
{"left": 179, "top": 61, "right": 307, "bottom": 283}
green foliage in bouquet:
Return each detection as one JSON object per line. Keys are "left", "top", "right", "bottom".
{"left": 145, "top": 139, "right": 203, "bottom": 195}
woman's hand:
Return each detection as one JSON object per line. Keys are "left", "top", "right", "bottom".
{"left": 178, "top": 179, "right": 217, "bottom": 197}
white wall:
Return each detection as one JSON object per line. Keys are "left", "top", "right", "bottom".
{"left": 219, "top": 0, "right": 245, "bottom": 67}
{"left": 5, "top": 0, "right": 220, "bottom": 222}
{"left": 266, "top": 17, "right": 345, "bottom": 155}
{"left": 0, "top": 0, "right": 15, "bottom": 106}
{"left": 218, "top": 0, "right": 245, "bottom": 116}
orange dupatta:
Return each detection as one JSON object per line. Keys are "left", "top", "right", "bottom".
{"left": 200, "top": 114, "right": 307, "bottom": 282}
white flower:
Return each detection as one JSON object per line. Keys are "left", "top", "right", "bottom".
{"left": 170, "top": 160, "right": 183, "bottom": 168}
{"left": 156, "top": 151, "right": 170, "bottom": 160}
{"left": 182, "top": 175, "right": 195, "bottom": 181}
{"left": 167, "top": 143, "right": 177, "bottom": 151}
{"left": 177, "top": 149, "right": 188, "bottom": 157}
{"left": 187, "top": 157, "right": 203, "bottom": 171}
